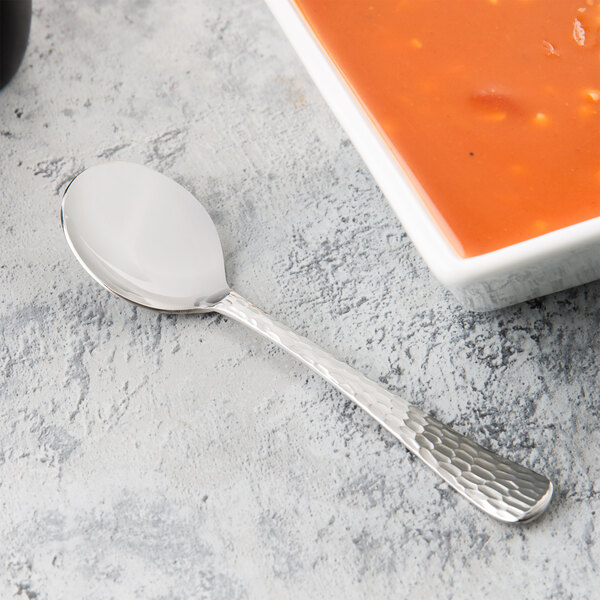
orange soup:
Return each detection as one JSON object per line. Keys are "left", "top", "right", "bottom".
{"left": 293, "top": 0, "right": 600, "bottom": 257}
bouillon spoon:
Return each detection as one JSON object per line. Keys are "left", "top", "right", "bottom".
{"left": 61, "top": 161, "right": 552, "bottom": 523}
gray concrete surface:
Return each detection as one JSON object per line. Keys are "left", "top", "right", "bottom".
{"left": 0, "top": 1, "right": 598, "bottom": 598}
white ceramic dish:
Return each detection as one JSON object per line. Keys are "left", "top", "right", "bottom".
{"left": 265, "top": 0, "right": 600, "bottom": 311}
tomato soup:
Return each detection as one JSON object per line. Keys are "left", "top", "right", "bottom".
{"left": 293, "top": 0, "right": 600, "bottom": 257}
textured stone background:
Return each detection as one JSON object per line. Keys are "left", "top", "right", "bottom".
{"left": 1, "top": 1, "right": 599, "bottom": 598}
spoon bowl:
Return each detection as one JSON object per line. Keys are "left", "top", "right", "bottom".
{"left": 62, "top": 162, "right": 229, "bottom": 312}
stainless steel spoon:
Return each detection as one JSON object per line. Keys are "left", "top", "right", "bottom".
{"left": 61, "top": 161, "right": 553, "bottom": 523}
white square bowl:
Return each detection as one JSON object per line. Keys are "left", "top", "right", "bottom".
{"left": 265, "top": 0, "right": 600, "bottom": 311}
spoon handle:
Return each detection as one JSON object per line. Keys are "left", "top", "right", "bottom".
{"left": 214, "top": 291, "right": 552, "bottom": 523}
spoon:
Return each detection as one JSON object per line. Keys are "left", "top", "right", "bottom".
{"left": 61, "top": 161, "right": 552, "bottom": 523}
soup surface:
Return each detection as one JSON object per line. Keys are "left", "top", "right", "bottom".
{"left": 294, "top": 0, "right": 600, "bottom": 257}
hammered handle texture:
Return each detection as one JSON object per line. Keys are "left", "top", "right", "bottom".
{"left": 214, "top": 291, "right": 552, "bottom": 523}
